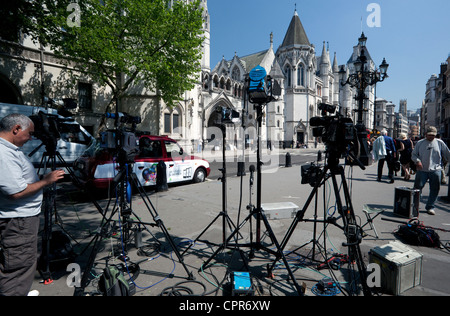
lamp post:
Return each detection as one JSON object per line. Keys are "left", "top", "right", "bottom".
{"left": 339, "top": 32, "right": 389, "bottom": 166}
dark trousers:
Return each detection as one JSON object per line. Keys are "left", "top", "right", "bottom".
{"left": 378, "top": 152, "right": 395, "bottom": 181}
{"left": 0, "top": 215, "right": 40, "bottom": 296}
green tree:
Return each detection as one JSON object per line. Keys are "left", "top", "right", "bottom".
{"left": 0, "top": 0, "right": 46, "bottom": 42}
{"left": 35, "top": 0, "right": 204, "bottom": 115}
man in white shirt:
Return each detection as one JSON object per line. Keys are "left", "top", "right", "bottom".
{"left": 0, "top": 114, "right": 65, "bottom": 296}
{"left": 412, "top": 126, "right": 450, "bottom": 215}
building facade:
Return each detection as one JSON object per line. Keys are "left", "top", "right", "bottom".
{"left": 423, "top": 57, "right": 450, "bottom": 142}
{"left": 0, "top": 2, "right": 382, "bottom": 153}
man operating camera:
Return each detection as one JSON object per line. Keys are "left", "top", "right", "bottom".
{"left": 0, "top": 113, "right": 65, "bottom": 296}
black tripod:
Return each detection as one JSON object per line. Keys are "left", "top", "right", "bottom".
{"left": 201, "top": 104, "right": 305, "bottom": 296}
{"left": 33, "top": 143, "right": 106, "bottom": 285}
{"left": 269, "top": 151, "right": 373, "bottom": 296}
{"left": 74, "top": 157, "right": 194, "bottom": 295}
{"left": 181, "top": 123, "right": 240, "bottom": 256}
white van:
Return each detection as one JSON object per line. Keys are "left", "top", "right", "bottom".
{"left": 0, "top": 102, "right": 94, "bottom": 168}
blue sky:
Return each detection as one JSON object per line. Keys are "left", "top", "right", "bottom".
{"left": 208, "top": 0, "right": 450, "bottom": 111}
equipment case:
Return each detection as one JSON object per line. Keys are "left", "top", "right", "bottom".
{"left": 261, "top": 202, "right": 299, "bottom": 220}
{"left": 369, "top": 241, "right": 423, "bottom": 295}
{"left": 394, "top": 187, "right": 420, "bottom": 218}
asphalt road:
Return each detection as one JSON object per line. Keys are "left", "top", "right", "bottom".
{"left": 207, "top": 149, "right": 321, "bottom": 180}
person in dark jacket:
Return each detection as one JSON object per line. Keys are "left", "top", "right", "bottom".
{"left": 377, "top": 130, "right": 397, "bottom": 183}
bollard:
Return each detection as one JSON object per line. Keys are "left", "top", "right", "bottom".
{"left": 285, "top": 152, "right": 292, "bottom": 167}
{"left": 156, "top": 160, "right": 168, "bottom": 192}
{"left": 237, "top": 161, "right": 246, "bottom": 176}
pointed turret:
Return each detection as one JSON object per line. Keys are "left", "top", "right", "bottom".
{"left": 332, "top": 52, "right": 339, "bottom": 73}
{"left": 320, "top": 41, "right": 330, "bottom": 65}
{"left": 279, "top": 9, "right": 310, "bottom": 48}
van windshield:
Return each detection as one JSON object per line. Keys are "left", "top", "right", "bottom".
{"left": 60, "top": 131, "right": 90, "bottom": 145}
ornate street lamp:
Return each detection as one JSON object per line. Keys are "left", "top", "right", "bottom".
{"left": 339, "top": 32, "right": 389, "bottom": 165}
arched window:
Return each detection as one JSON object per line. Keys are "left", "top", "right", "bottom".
{"left": 284, "top": 66, "right": 291, "bottom": 87}
{"left": 226, "top": 79, "right": 231, "bottom": 91}
{"left": 164, "top": 107, "right": 181, "bottom": 135}
{"left": 297, "top": 64, "right": 305, "bottom": 86}
{"left": 232, "top": 66, "right": 240, "bottom": 80}
{"left": 203, "top": 74, "right": 209, "bottom": 90}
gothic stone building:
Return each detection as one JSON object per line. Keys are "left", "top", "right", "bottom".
{"left": 0, "top": 2, "right": 377, "bottom": 153}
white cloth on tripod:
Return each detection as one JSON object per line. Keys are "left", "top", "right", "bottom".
{"left": 0, "top": 137, "right": 42, "bottom": 218}
{"left": 372, "top": 136, "right": 387, "bottom": 162}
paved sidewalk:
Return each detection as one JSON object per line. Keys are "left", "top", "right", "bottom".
{"left": 31, "top": 160, "right": 450, "bottom": 296}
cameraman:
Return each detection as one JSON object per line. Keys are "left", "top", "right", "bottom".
{"left": 0, "top": 114, "right": 65, "bottom": 296}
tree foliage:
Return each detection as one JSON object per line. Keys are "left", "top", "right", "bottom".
{"left": 25, "top": 0, "right": 205, "bottom": 111}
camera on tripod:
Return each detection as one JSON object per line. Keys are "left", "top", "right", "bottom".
{"left": 310, "top": 103, "right": 357, "bottom": 158}
{"left": 100, "top": 112, "right": 141, "bottom": 163}
{"left": 29, "top": 111, "right": 81, "bottom": 152}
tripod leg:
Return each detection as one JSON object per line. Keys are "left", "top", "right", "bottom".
{"left": 269, "top": 168, "right": 328, "bottom": 273}
{"left": 259, "top": 212, "right": 305, "bottom": 296}
{"left": 74, "top": 202, "right": 120, "bottom": 296}
{"left": 330, "top": 167, "right": 372, "bottom": 296}
{"left": 56, "top": 152, "right": 107, "bottom": 220}
{"left": 181, "top": 212, "right": 222, "bottom": 256}
{"left": 38, "top": 154, "right": 55, "bottom": 284}
{"left": 131, "top": 173, "right": 193, "bottom": 280}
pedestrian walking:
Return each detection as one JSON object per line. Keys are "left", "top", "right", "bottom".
{"left": 398, "top": 133, "right": 414, "bottom": 181}
{"left": 373, "top": 129, "right": 397, "bottom": 183}
{"left": 412, "top": 126, "right": 450, "bottom": 215}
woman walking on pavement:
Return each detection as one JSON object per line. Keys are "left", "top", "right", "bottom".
{"left": 398, "top": 133, "right": 414, "bottom": 181}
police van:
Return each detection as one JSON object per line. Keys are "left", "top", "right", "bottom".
{"left": 0, "top": 102, "right": 94, "bottom": 168}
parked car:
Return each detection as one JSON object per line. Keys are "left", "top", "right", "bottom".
{"left": 73, "top": 135, "right": 210, "bottom": 190}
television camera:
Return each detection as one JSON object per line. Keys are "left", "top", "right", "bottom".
{"left": 100, "top": 112, "right": 142, "bottom": 164}
{"left": 310, "top": 103, "right": 359, "bottom": 164}
{"left": 29, "top": 111, "right": 81, "bottom": 154}
{"left": 302, "top": 103, "right": 361, "bottom": 186}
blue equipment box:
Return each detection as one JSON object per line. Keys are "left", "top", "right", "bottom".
{"left": 232, "top": 272, "right": 253, "bottom": 296}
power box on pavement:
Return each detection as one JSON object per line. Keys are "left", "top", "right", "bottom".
{"left": 369, "top": 241, "right": 423, "bottom": 295}
{"left": 231, "top": 272, "right": 253, "bottom": 296}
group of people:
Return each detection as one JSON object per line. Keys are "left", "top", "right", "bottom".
{"left": 372, "top": 126, "right": 450, "bottom": 215}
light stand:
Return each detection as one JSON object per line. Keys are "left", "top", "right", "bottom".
{"left": 181, "top": 120, "right": 240, "bottom": 256}
{"left": 200, "top": 68, "right": 305, "bottom": 296}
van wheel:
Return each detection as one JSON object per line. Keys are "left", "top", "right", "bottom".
{"left": 193, "top": 168, "right": 206, "bottom": 183}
